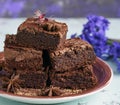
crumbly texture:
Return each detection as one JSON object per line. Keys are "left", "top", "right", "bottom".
{"left": 17, "top": 70, "right": 47, "bottom": 89}
{"left": 50, "top": 38, "right": 96, "bottom": 72}
{"left": 0, "top": 53, "right": 4, "bottom": 70}
{"left": 0, "top": 69, "right": 47, "bottom": 91}
{"left": 14, "top": 88, "right": 42, "bottom": 96}
{"left": 50, "top": 65, "right": 97, "bottom": 90}
{"left": 4, "top": 35, "right": 18, "bottom": 47}
{"left": 4, "top": 35, "right": 43, "bottom": 71}
{"left": 14, "top": 86, "right": 82, "bottom": 96}
{"left": 4, "top": 47, "right": 43, "bottom": 71}
{"left": 0, "top": 54, "right": 12, "bottom": 91}
{"left": 16, "top": 18, "right": 68, "bottom": 50}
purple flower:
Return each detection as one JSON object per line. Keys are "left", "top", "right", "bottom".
{"left": 111, "top": 42, "right": 120, "bottom": 71}
{"left": 111, "top": 42, "right": 120, "bottom": 58}
{"left": 116, "top": 58, "right": 120, "bottom": 71}
{"left": 87, "top": 15, "right": 110, "bottom": 30}
{"left": 71, "top": 33, "right": 77, "bottom": 38}
{"left": 71, "top": 14, "right": 120, "bottom": 72}
{"left": 81, "top": 15, "right": 109, "bottom": 37}
{"left": 79, "top": 15, "right": 110, "bottom": 59}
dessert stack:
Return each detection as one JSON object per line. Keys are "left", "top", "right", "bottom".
{"left": 0, "top": 11, "right": 97, "bottom": 96}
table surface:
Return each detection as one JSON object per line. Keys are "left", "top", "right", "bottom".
{"left": 0, "top": 18, "right": 120, "bottom": 105}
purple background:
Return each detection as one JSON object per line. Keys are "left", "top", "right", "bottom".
{"left": 0, "top": 0, "right": 120, "bottom": 18}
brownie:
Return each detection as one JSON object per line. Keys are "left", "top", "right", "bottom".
{"left": 4, "top": 35, "right": 43, "bottom": 71}
{"left": 50, "top": 38, "right": 96, "bottom": 72}
{"left": 1, "top": 54, "right": 47, "bottom": 91}
{"left": 0, "top": 54, "right": 12, "bottom": 91}
{"left": 50, "top": 65, "right": 97, "bottom": 90}
{"left": 16, "top": 70, "right": 47, "bottom": 89}
{"left": 4, "top": 35, "right": 18, "bottom": 48}
{"left": 0, "top": 52, "right": 8, "bottom": 78}
{"left": 0, "top": 52, "right": 4, "bottom": 70}
{"left": 16, "top": 18, "right": 68, "bottom": 50}
{"left": 4, "top": 47, "right": 43, "bottom": 71}
{"left": 0, "top": 70, "right": 47, "bottom": 92}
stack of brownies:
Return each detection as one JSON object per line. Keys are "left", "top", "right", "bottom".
{"left": 0, "top": 15, "right": 97, "bottom": 96}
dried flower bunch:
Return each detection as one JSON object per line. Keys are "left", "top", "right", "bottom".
{"left": 71, "top": 15, "right": 120, "bottom": 72}
{"left": 34, "top": 10, "right": 48, "bottom": 22}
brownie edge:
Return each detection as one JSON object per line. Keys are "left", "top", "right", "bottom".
{"left": 50, "top": 38, "right": 96, "bottom": 72}
{"left": 16, "top": 18, "right": 68, "bottom": 50}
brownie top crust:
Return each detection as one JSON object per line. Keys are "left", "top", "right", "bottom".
{"left": 50, "top": 38, "right": 96, "bottom": 72}
{"left": 17, "top": 18, "right": 68, "bottom": 38}
{"left": 51, "top": 38, "right": 94, "bottom": 57}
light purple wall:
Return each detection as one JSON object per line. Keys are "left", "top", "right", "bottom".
{"left": 0, "top": 0, "right": 120, "bottom": 18}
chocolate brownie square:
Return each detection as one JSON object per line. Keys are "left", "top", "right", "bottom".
{"left": 16, "top": 18, "right": 68, "bottom": 50}
{"left": 1, "top": 70, "right": 47, "bottom": 92}
{"left": 4, "top": 47, "right": 43, "bottom": 71}
{"left": 50, "top": 38, "right": 96, "bottom": 72}
{"left": 17, "top": 70, "right": 47, "bottom": 89}
{"left": 51, "top": 65, "right": 97, "bottom": 90}
{"left": 4, "top": 35, "right": 43, "bottom": 71}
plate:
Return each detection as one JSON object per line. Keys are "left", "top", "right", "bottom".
{"left": 0, "top": 52, "right": 113, "bottom": 104}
